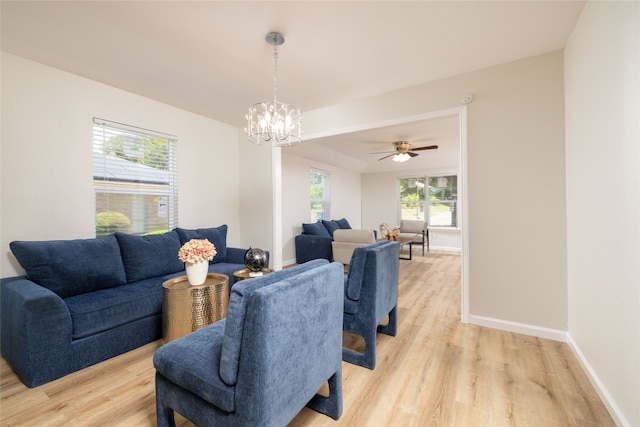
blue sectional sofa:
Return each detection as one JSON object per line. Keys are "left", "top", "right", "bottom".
{"left": 294, "top": 218, "right": 353, "bottom": 264}
{"left": 0, "top": 225, "right": 262, "bottom": 388}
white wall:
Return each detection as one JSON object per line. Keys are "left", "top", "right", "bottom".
{"left": 304, "top": 51, "right": 568, "bottom": 332}
{"left": 1, "top": 53, "right": 242, "bottom": 277}
{"left": 237, "top": 138, "right": 276, "bottom": 265}
{"left": 281, "top": 152, "right": 361, "bottom": 265}
{"left": 564, "top": 2, "right": 640, "bottom": 425}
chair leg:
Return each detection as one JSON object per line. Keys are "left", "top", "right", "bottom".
{"left": 342, "top": 325, "right": 377, "bottom": 369}
{"left": 377, "top": 306, "right": 397, "bottom": 337}
{"left": 426, "top": 230, "right": 430, "bottom": 253}
{"left": 156, "top": 395, "right": 177, "bottom": 427}
{"left": 307, "top": 369, "right": 343, "bottom": 420}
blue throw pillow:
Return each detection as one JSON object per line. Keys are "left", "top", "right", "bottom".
{"left": 175, "top": 225, "right": 227, "bottom": 263}
{"left": 115, "top": 230, "right": 184, "bottom": 282}
{"left": 10, "top": 235, "right": 127, "bottom": 298}
{"left": 335, "top": 218, "right": 352, "bottom": 229}
{"left": 302, "top": 221, "right": 331, "bottom": 237}
{"left": 322, "top": 220, "right": 340, "bottom": 237}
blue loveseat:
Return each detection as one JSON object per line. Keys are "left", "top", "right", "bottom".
{"left": 295, "top": 218, "right": 353, "bottom": 264}
{"left": 0, "top": 225, "right": 262, "bottom": 388}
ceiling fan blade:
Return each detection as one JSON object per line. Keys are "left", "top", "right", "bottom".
{"left": 408, "top": 152, "right": 419, "bottom": 157}
{"left": 410, "top": 145, "right": 439, "bottom": 151}
{"left": 378, "top": 153, "right": 396, "bottom": 161}
{"left": 369, "top": 150, "right": 396, "bottom": 154}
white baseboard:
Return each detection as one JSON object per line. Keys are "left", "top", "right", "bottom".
{"left": 428, "top": 245, "right": 461, "bottom": 253}
{"left": 283, "top": 258, "right": 297, "bottom": 267}
{"left": 567, "top": 334, "right": 630, "bottom": 427}
{"left": 467, "top": 314, "right": 568, "bottom": 342}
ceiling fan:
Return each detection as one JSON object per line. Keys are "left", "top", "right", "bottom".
{"left": 370, "top": 141, "right": 438, "bottom": 162}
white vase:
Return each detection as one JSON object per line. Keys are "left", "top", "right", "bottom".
{"left": 185, "top": 260, "right": 209, "bottom": 286}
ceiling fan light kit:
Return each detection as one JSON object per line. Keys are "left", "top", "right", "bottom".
{"left": 245, "top": 32, "right": 302, "bottom": 147}
{"left": 392, "top": 153, "right": 411, "bottom": 162}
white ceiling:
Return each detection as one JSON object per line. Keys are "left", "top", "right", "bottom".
{"left": 1, "top": 1, "right": 585, "bottom": 173}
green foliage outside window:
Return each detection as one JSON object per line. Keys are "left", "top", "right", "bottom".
{"left": 399, "top": 177, "right": 426, "bottom": 220}
{"left": 96, "top": 211, "right": 131, "bottom": 237}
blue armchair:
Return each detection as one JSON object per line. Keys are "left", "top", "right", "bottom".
{"left": 342, "top": 241, "right": 400, "bottom": 369}
{"left": 153, "top": 259, "right": 344, "bottom": 427}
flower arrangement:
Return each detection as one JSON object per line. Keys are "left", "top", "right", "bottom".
{"left": 178, "top": 238, "right": 217, "bottom": 264}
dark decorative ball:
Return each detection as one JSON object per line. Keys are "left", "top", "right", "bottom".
{"left": 244, "top": 247, "right": 267, "bottom": 272}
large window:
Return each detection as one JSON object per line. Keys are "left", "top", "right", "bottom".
{"left": 310, "top": 168, "right": 330, "bottom": 222}
{"left": 93, "top": 118, "right": 178, "bottom": 237}
{"left": 399, "top": 174, "right": 458, "bottom": 228}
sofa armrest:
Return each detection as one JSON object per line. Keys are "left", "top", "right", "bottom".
{"left": 0, "top": 276, "right": 73, "bottom": 387}
{"left": 295, "top": 235, "right": 333, "bottom": 264}
{"left": 226, "top": 247, "right": 270, "bottom": 268}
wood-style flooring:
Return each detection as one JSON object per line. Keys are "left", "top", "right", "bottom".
{"left": 0, "top": 250, "right": 615, "bottom": 426}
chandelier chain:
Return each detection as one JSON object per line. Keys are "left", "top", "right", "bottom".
{"left": 272, "top": 44, "right": 278, "bottom": 105}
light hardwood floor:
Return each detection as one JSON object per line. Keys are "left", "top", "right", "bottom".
{"left": 1, "top": 251, "right": 615, "bottom": 426}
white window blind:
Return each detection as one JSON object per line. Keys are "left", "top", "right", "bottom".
{"left": 93, "top": 118, "right": 178, "bottom": 237}
{"left": 310, "top": 168, "right": 330, "bottom": 222}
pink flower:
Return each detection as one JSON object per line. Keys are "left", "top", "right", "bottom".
{"left": 178, "top": 239, "right": 217, "bottom": 264}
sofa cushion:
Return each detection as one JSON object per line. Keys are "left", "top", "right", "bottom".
{"left": 115, "top": 231, "right": 184, "bottom": 282}
{"left": 335, "top": 218, "right": 352, "bottom": 229}
{"left": 302, "top": 221, "right": 331, "bottom": 238}
{"left": 154, "top": 321, "right": 236, "bottom": 412}
{"left": 175, "top": 225, "right": 228, "bottom": 264}
{"left": 9, "top": 235, "right": 127, "bottom": 298}
{"left": 219, "top": 259, "right": 329, "bottom": 386}
{"left": 321, "top": 220, "right": 340, "bottom": 237}
{"left": 64, "top": 276, "right": 164, "bottom": 339}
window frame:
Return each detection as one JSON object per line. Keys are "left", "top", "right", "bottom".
{"left": 93, "top": 118, "right": 178, "bottom": 237}
{"left": 310, "top": 168, "right": 330, "bottom": 222}
{"left": 398, "top": 173, "right": 459, "bottom": 229}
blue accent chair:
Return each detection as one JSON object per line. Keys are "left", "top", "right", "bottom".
{"left": 153, "top": 259, "right": 344, "bottom": 427}
{"left": 342, "top": 241, "right": 400, "bottom": 369}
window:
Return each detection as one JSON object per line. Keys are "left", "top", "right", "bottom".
{"left": 399, "top": 177, "right": 426, "bottom": 220}
{"left": 93, "top": 118, "right": 178, "bottom": 237}
{"left": 428, "top": 175, "right": 458, "bottom": 227}
{"left": 310, "top": 168, "right": 330, "bottom": 222}
{"left": 398, "top": 174, "right": 458, "bottom": 228}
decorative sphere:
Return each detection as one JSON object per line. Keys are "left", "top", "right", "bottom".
{"left": 244, "top": 247, "right": 267, "bottom": 272}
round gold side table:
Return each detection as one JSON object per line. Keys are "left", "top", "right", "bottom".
{"left": 162, "top": 273, "right": 229, "bottom": 343}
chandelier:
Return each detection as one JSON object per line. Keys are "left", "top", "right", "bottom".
{"left": 245, "top": 32, "right": 302, "bottom": 147}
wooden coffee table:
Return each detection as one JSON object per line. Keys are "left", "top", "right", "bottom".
{"left": 378, "top": 237, "right": 414, "bottom": 260}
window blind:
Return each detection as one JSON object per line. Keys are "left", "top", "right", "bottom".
{"left": 93, "top": 118, "right": 178, "bottom": 236}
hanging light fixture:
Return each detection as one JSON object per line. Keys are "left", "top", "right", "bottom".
{"left": 245, "top": 32, "right": 302, "bottom": 147}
